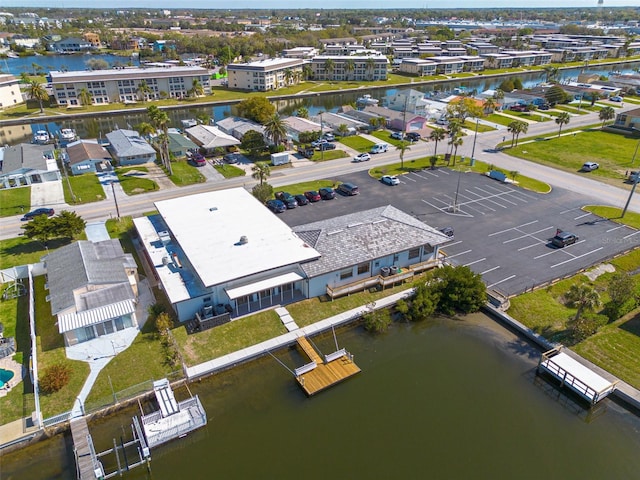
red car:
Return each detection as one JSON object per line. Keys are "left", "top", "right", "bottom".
{"left": 304, "top": 190, "right": 321, "bottom": 202}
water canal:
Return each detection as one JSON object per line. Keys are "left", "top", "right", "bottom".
{"left": 3, "top": 312, "right": 640, "bottom": 479}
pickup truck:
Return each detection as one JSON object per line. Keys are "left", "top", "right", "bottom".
{"left": 297, "top": 146, "right": 315, "bottom": 159}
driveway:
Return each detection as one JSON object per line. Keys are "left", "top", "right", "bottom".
{"left": 30, "top": 180, "right": 67, "bottom": 210}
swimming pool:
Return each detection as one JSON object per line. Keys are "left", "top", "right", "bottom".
{"left": 0, "top": 368, "right": 15, "bottom": 388}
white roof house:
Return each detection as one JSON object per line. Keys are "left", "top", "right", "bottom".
{"left": 184, "top": 124, "right": 240, "bottom": 152}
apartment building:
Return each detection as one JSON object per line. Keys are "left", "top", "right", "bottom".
{"left": 0, "top": 74, "right": 24, "bottom": 110}
{"left": 310, "top": 55, "right": 389, "bottom": 81}
{"left": 227, "top": 58, "right": 304, "bottom": 92}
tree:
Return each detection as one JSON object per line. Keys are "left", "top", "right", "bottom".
{"left": 264, "top": 114, "right": 287, "bottom": 146}
{"left": 85, "top": 58, "right": 109, "bottom": 70}
{"left": 507, "top": 120, "right": 528, "bottom": 147}
{"left": 498, "top": 78, "right": 515, "bottom": 92}
{"left": 365, "top": 57, "right": 376, "bottom": 80}
{"left": 283, "top": 68, "right": 294, "bottom": 86}
{"left": 599, "top": 106, "right": 615, "bottom": 127}
{"left": 155, "top": 312, "right": 174, "bottom": 337}
{"left": 450, "top": 135, "right": 464, "bottom": 166}
{"left": 147, "top": 105, "right": 171, "bottom": 175}
{"left": 241, "top": 130, "right": 266, "bottom": 156}
{"left": 565, "top": 283, "right": 601, "bottom": 323}
{"left": 53, "top": 211, "right": 86, "bottom": 239}
{"left": 543, "top": 65, "right": 559, "bottom": 83}
{"left": 555, "top": 112, "right": 571, "bottom": 137}
{"left": 21, "top": 214, "right": 55, "bottom": 245}
{"left": 299, "top": 130, "right": 321, "bottom": 144}
{"left": 251, "top": 162, "right": 271, "bottom": 186}
{"left": 252, "top": 182, "right": 273, "bottom": 203}
{"left": 323, "top": 58, "right": 335, "bottom": 80}
{"left": 336, "top": 124, "right": 349, "bottom": 137}
{"left": 362, "top": 308, "right": 392, "bottom": 333}
{"left": 344, "top": 58, "right": 355, "bottom": 80}
{"left": 546, "top": 85, "right": 568, "bottom": 106}
{"left": 78, "top": 88, "right": 92, "bottom": 107}
{"left": 493, "top": 88, "right": 505, "bottom": 108}
{"left": 296, "top": 106, "right": 309, "bottom": 119}
{"left": 137, "top": 80, "right": 152, "bottom": 102}
{"left": 237, "top": 97, "right": 275, "bottom": 124}
{"left": 429, "top": 265, "right": 486, "bottom": 316}
{"left": 396, "top": 140, "right": 411, "bottom": 169}
{"left": 447, "top": 97, "right": 483, "bottom": 124}
{"left": 483, "top": 97, "right": 497, "bottom": 114}
{"left": 137, "top": 122, "right": 156, "bottom": 139}
{"left": 27, "top": 80, "right": 49, "bottom": 113}
{"left": 189, "top": 78, "right": 204, "bottom": 98}
{"left": 608, "top": 272, "right": 636, "bottom": 307}
{"left": 590, "top": 92, "right": 600, "bottom": 107}
{"left": 430, "top": 128, "right": 446, "bottom": 159}
{"left": 40, "top": 363, "right": 71, "bottom": 394}
{"left": 396, "top": 282, "right": 439, "bottom": 322}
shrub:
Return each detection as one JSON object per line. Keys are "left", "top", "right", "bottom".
{"left": 40, "top": 363, "right": 71, "bottom": 394}
{"left": 396, "top": 283, "right": 439, "bottom": 322}
{"left": 155, "top": 312, "right": 173, "bottom": 336}
{"left": 429, "top": 265, "right": 486, "bottom": 315}
{"left": 363, "top": 308, "right": 392, "bottom": 333}
{"left": 567, "top": 313, "right": 608, "bottom": 343}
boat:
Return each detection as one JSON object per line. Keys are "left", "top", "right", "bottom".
{"left": 181, "top": 118, "right": 198, "bottom": 129}
{"left": 356, "top": 94, "right": 379, "bottom": 106}
{"left": 59, "top": 128, "right": 77, "bottom": 142}
{"left": 33, "top": 130, "right": 51, "bottom": 144}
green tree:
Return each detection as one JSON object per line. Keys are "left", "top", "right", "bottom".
{"left": 237, "top": 97, "right": 276, "bottom": 124}
{"left": 252, "top": 182, "right": 274, "bottom": 203}
{"left": 323, "top": 58, "right": 335, "bottom": 80}
{"left": 396, "top": 282, "right": 440, "bottom": 322}
{"left": 78, "top": 88, "right": 92, "bottom": 107}
{"left": 599, "top": 106, "right": 615, "bottom": 127}
{"left": 241, "top": 130, "right": 266, "bottom": 156}
{"left": 147, "top": 105, "right": 171, "bottom": 175}
{"left": 189, "top": 78, "right": 204, "bottom": 98}
{"left": 283, "top": 68, "right": 294, "bottom": 86}
{"left": 137, "top": 80, "right": 152, "bottom": 102}
{"left": 336, "top": 124, "right": 349, "bottom": 137}
{"left": 137, "top": 122, "right": 156, "bottom": 139}
{"left": 589, "top": 92, "right": 600, "bottom": 107}
{"left": 565, "top": 283, "right": 601, "bottom": 323}
{"left": 264, "top": 113, "right": 287, "bottom": 146}
{"left": 296, "top": 106, "right": 309, "bottom": 119}
{"left": 512, "top": 77, "right": 523, "bottom": 90}
{"left": 446, "top": 97, "right": 483, "bottom": 124}
{"left": 507, "top": 120, "right": 528, "bottom": 147}
{"left": 429, "top": 265, "right": 486, "bottom": 316}
{"left": 498, "top": 79, "right": 515, "bottom": 92}
{"left": 608, "top": 273, "right": 636, "bottom": 307}
{"left": 362, "top": 308, "right": 392, "bottom": 333}
{"left": 450, "top": 135, "right": 464, "bottom": 166}
{"left": 396, "top": 140, "right": 411, "bottom": 169}
{"left": 546, "top": 85, "right": 568, "bottom": 105}
{"left": 299, "top": 130, "right": 321, "bottom": 144}
{"left": 21, "top": 214, "right": 55, "bottom": 244}
{"left": 344, "top": 58, "right": 355, "bottom": 80}
{"left": 27, "top": 80, "right": 49, "bottom": 113}
{"left": 85, "top": 58, "right": 109, "bottom": 70}
{"left": 543, "top": 65, "right": 559, "bottom": 83}
{"left": 155, "top": 312, "right": 174, "bottom": 337}
{"left": 365, "top": 57, "right": 376, "bottom": 80}
{"left": 251, "top": 161, "right": 271, "bottom": 186}
{"left": 430, "top": 128, "right": 446, "bottom": 159}
{"left": 555, "top": 112, "right": 571, "bottom": 137}
{"left": 53, "top": 210, "right": 86, "bottom": 239}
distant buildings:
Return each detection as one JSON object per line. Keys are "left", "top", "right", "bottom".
{"left": 310, "top": 55, "right": 389, "bottom": 82}
{"left": 0, "top": 74, "right": 24, "bottom": 110}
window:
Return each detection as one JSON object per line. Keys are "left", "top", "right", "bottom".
{"left": 408, "top": 247, "right": 421, "bottom": 260}
{"left": 203, "top": 297, "right": 211, "bottom": 303}
{"left": 340, "top": 268, "right": 353, "bottom": 280}
{"left": 357, "top": 262, "right": 370, "bottom": 275}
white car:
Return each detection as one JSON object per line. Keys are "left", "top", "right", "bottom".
{"left": 311, "top": 138, "right": 328, "bottom": 147}
{"left": 353, "top": 153, "right": 371, "bottom": 162}
{"left": 381, "top": 175, "right": 400, "bottom": 186}
{"left": 582, "top": 162, "right": 599, "bottom": 172}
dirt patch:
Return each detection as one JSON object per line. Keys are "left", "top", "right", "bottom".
{"left": 583, "top": 263, "right": 615, "bottom": 281}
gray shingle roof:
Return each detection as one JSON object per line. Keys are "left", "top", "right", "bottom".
{"left": 293, "top": 205, "right": 450, "bottom": 278}
{"left": 105, "top": 129, "right": 155, "bottom": 158}
{"left": 0, "top": 143, "right": 53, "bottom": 174}
{"left": 45, "top": 240, "right": 135, "bottom": 314}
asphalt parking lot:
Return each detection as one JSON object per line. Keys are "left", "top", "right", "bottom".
{"left": 279, "top": 167, "right": 640, "bottom": 297}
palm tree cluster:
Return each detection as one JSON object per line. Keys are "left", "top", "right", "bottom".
{"left": 146, "top": 105, "right": 172, "bottom": 175}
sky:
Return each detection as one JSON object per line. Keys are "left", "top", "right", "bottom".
{"left": 1, "top": 1, "right": 638, "bottom": 10}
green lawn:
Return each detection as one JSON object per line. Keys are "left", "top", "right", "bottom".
{"left": 105, "top": 216, "right": 143, "bottom": 270}
{"left": 371, "top": 130, "right": 404, "bottom": 147}
{"left": 276, "top": 179, "right": 336, "bottom": 195}
{"left": 214, "top": 164, "right": 245, "bottom": 178}
{"left": 173, "top": 310, "right": 285, "bottom": 366}
{"left": 508, "top": 111, "right": 552, "bottom": 122}
{"left": 462, "top": 120, "right": 496, "bottom": 133}
{"left": 487, "top": 113, "right": 521, "bottom": 127}
{"left": 115, "top": 169, "right": 158, "bottom": 195}
{"left": 168, "top": 160, "right": 205, "bottom": 186}
{"left": 0, "top": 236, "right": 72, "bottom": 269}
{"left": 312, "top": 149, "right": 349, "bottom": 161}
{"left": 554, "top": 105, "right": 589, "bottom": 115}
{"left": 62, "top": 173, "right": 105, "bottom": 204}
{"left": 0, "top": 187, "right": 31, "bottom": 218}
{"left": 583, "top": 206, "right": 640, "bottom": 230}
{"left": 338, "top": 135, "right": 377, "bottom": 153}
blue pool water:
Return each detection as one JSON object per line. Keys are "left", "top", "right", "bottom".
{"left": 0, "top": 368, "right": 15, "bottom": 388}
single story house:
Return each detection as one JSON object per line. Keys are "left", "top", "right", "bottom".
{"left": 613, "top": 107, "right": 640, "bottom": 132}
{"left": 105, "top": 129, "right": 156, "bottom": 166}
{"left": 215, "top": 116, "right": 265, "bottom": 141}
{"left": 66, "top": 139, "right": 113, "bottom": 175}
{"left": 0, "top": 143, "right": 59, "bottom": 188}
{"left": 44, "top": 240, "right": 139, "bottom": 346}
{"left": 283, "top": 116, "right": 322, "bottom": 141}
{"left": 167, "top": 132, "right": 198, "bottom": 158}
{"left": 185, "top": 125, "right": 240, "bottom": 155}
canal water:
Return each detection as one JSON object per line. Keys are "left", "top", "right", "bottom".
{"left": 3, "top": 313, "right": 640, "bottom": 479}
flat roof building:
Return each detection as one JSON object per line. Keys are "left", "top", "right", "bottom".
{"left": 227, "top": 58, "right": 304, "bottom": 92}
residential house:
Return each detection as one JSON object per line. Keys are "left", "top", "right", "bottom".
{"left": 184, "top": 125, "right": 240, "bottom": 154}
{"left": 167, "top": 132, "right": 198, "bottom": 158}
{"left": 613, "top": 107, "right": 640, "bottom": 132}
{"left": 227, "top": 58, "right": 304, "bottom": 92}
{"left": 105, "top": 129, "right": 156, "bottom": 166}
{"left": 282, "top": 116, "right": 322, "bottom": 141}
{"left": 399, "top": 59, "right": 437, "bottom": 77}
{"left": 51, "top": 37, "right": 93, "bottom": 53}
{"left": 0, "top": 74, "right": 24, "bottom": 110}
{"left": 362, "top": 105, "right": 431, "bottom": 134}
{"left": 66, "top": 139, "right": 112, "bottom": 175}
{"left": 386, "top": 89, "right": 431, "bottom": 115}
{"left": 44, "top": 240, "right": 139, "bottom": 346}
{"left": 428, "top": 57, "right": 465, "bottom": 74}
{"left": 0, "top": 143, "right": 59, "bottom": 188}
{"left": 215, "top": 116, "right": 265, "bottom": 141}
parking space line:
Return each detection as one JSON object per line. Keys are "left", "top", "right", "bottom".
{"left": 455, "top": 192, "right": 498, "bottom": 212}
{"left": 533, "top": 239, "right": 586, "bottom": 259}
{"left": 560, "top": 207, "right": 581, "bottom": 215}
{"left": 606, "top": 225, "right": 625, "bottom": 233}
{"left": 482, "top": 184, "right": 536, "bottom": 201}
{"left": 518, "top": 243, "right": 541, "bottom": 251}
{"left": 441, "top": 193, "right": 488, "bottom": 215}
{"left": 439, "top": 169, "right": 450, "bottom": 175}
{"left": 503, "top": 226, "right": 555, "bottom": 244}
{"left": 623, "top": 230, "right": 640, "bottom": 239}
{"left": 424, "top": 170, "right": 440, "bottom": 177}
{"left": 480, "top": 266, "right": 500, "bottom": 275}
{"left": 550, "top": 247, "right": 604, "bottom": 268}
{"left": 403, "top": 175, "right": 417, "bottom": 182}
{"left": 446, "top": 240, "right": 463, "bottom": 247}
{"left": 574, "top": 212, "right": 592, "bottom": 220}
{"left": 462, "top": 190, "right": 506, "bottom": 210}
{"left": 464, "top": 258, "right": 486, "bottom": 267}
{"left": 489, "top": 220, "right": 538, "bottom": 236}
{"left": 410, "top": 172, "right": 429, "bottom": 180}
{"left": 487, "top": 275, "right": 517, "bottom": 288}
{"left": 472, "top": 186, "right": 519, "bottom": 206}
{"left": 446, "top": 249, "right": 472, "bottom": 259}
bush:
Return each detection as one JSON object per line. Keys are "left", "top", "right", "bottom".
{"left": 567, "top": 313, "right": 608, "bottom": 343}
{"left": 362, "top": 308, "right": 392, "bottom": 333}
{"left": 603, "top": 298, "right": 637, "bottom": 322}
{"left": 429, "top": 265, "right": 486, "bottom": 315}
{"left": 39, "top": 363, "right": 71, "bottom": 394}
{"left": 396, "top": 283, "right": 439, "bottom": 322}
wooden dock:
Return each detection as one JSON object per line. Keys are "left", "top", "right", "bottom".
{"left": 70, "top": 417, "right": 103, "bottom": 480}
{"left": 295, "top": 337, "right": 361, "bottom": 396}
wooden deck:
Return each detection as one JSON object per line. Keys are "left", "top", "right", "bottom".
{"left": 295, "top": 337, "right": 361, "bottom": 396}
{"left": 71, "top": 417, "right": 103, "bottom": 480}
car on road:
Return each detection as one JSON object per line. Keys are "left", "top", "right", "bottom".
{"left": 304, "top": 190, "right": 321, "bottom": 202}
{"left": 319, "top": 187, "right": 336, "bottom": 200}
{"left": 582, "top": 162, "right": 599, "bottom": 172}
{"left": 390, "top": 131, "right": 403, "bottom": 140}
{"left": 380, "top": 175, "right": 400, "bottom": 186}
{"left": 294, "top": 194, "right": 309, "bottom": 206}
{"left": 223, "top": 153, "right": 241, "bottom": 164}
{"left": 317, "top": 142, "right": 336, "bottom": 151}
{"left": 370, "top": 143, "right": 388, "bottom": 154}
{"left": 538, "top": 103, "right": 551, "bottom": 110}
{"left": 337, "top": 182, "right": 359, "bottom": 196}
{"left": 353, "top": 153, "right": 371, "bottom": 162}
{"left": 551, "top": 231, "right": 578, "bottom": 247}
{"left": 405, "top": 132, "right": 421, "bottom": 142}
{"left": 21, "top": 208, "right": 55, "bottom": 221}
{"left": 509, "top": 104, "right": 529, "bottom": 112}
{"left": 266, "top": 199, "right": 286, "bottom": 213}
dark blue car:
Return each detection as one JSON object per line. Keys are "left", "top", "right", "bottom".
{"left": 266, "top": 199, "right": 286, "bottom": 213}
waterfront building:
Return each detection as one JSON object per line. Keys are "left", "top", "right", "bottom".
{"left": 282, "top": 116, "right": 322, "bottom": 141}
{"left": 399, "top": 58, "right": 437, "bottom": 77}
{"left": 612, "top": 106, "right": 640, "bottom": 132}
{"left": 226, "top": 58, "right": 304, "bottom": 92}
{"left": 51, "top": 37, "right": 93, "bottom": 53}
{"left": 0, "top": 143, "right": 59, "bottom": 188}
{"left": 310, "top": 55, "right": 389, "bottom": 81}
{"left": 0, "top": 74, "right": 24, "bottom": 110}
{"left": 215, "top": 116, "right": 265, "bottom": 141}
{"left": 184, "top": 124, "right": 240, "bottom": 154}
{"left": 66, "top": 139, "right": 112, "bottom": 175}
{"left": 48, "top": 65, "right": 210, "bottom": 106}
{"left": 44, "top": 240, "right": 140, "bottom": 347}
{"left": 105, "top": 129, "right": 156, "bottom": 166}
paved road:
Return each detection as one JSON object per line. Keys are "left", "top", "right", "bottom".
{"left": 1, "top": 105, "right": 639, "bottom": 240}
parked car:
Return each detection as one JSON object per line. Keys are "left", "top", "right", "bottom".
{"left": 275, "top": 191, "right": 298, "bottom": 208}
{"left": 552, "top": 231, "right": 578, "bottom": 248}
{"left": 406, "top": 132, "right": 421, "bottom": 142}
{"left": 337, "top": 182, "right": 359, "bottom": 196}
{"left": 439, "top": 226, "right": 455, "bottom": 238}
{"left": 538, "top": 104, "right": 550, "bottom": 110}
{"left": 380, "top": 175, "right": 400, "bottom": 186}
{"left": 223, "top": 153, "right": 240, "bottom": 164}
{"left": 294, "top": 194, "right": 309, "bottom": 206}
{"left": 436, "top": 117, "right": 449, "bottom": 126}
{"left": 189, "top": 152, "right": 206, "bottom": 167}
{"left": 317, "top": 142, "right": 336, "bottom": 151}
{"left": 582, "top": 162, "right": 599, "bottom": 172}
{"left": 610, "top": 96, "right": 623, "bottom": 102}
{"left": 322, "top": 133, "right": 335, "bottom": 141}
{"left": 353, "top": 153, "right": 371, "bottom": 162}
{"left": 304, "top": 190, "right": 321, "bottom": 202}
{"left": 266, "top": 199, "right": 286, "bottom": 213}
{"left": 509, "top": 104, "right": 529, "bottom": 112}
{"left": 370, "top": 144, "right": 388, "bottom": 154}
{"left": 21, "top": 208, "right": 54, "bottom": 221}
{"left": 311, "top": 138, "right": 328, "bottom": 148}
{"left": 319, "top": 187, "right": 336, "bottom": 200}
{"left": 390, "top": 131, "right": 403, "bottom": 140}
{"left": 628, "top": 171, "right": 640, "bottom": 183}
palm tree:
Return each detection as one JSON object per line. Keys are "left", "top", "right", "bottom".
{"left": 27, "top": 80, "right": 49, "bottom": 114}
{"left": 599, "top": 106, "right": 615, "bottom": 128}
{"left": 78, "top": 88, "right": 92, "bottom": 107}
{"left": 137, "top": 122, "right": 156, "bottom": 139}
{"left": 590, "top": 92, "right": 600, "bottom": 107}
{"left": 296, "top": 107, "right": 309, "bottom": 119}
{"left": 137, "top": 80, "right": 152, "bottom": 102}
{"left": 323, "top": 58, "right": 335, "bottom": 81}
{"left": 365, "top": 57, "right": 376, "bottom": 80}
{"left": 337, "top": 124, "right": 349, "bottom": 137}
{"left": 147, "top": 105, "right": 171, "bottom": 174}
{"left": 190, "top": 78, "right": 204, "bottom": 98}
{"left": 483, "top": 97, "right": 497, "bottom": 114}
{"left": 19, "top": 72, "right": 30, "bottom": 84}
{"left": 251, "top": 162, "right": 271, "bottom": 186}
{"left": 344, "top": 59, "right": 355, "bottom": 81}
{"left": 446, "top": 120, "right": 462, "bottom": 153}
{"left": 507, "top": 120, "right": 528, "bottom": 147}
{"left": 450, "top": 135, "right": 464, "bottom": 166}
{"left": 284, "top": 69, "right": 294, "bottom": 86}
{"left": 430, "top": 128, "right": 447, "bottom": 159}
{"left": 396, "top": 141, "right": 411, "bottom": 170}
{"left": 303, "top": 64, "right": 313, "bottom": 81}
{"left": 493, "top": 88, "right": 505, "bottom": 108}
{"left": 555, "top": 112, "right": 571, "bottom": 137}
{"left": 264, "top": 114, "right": 287, "bottom": 146}
{"left": 565, "top": 283, "right": 601, "bottom": 322}
{"left": 543, "top": 65, "right": 559, "bottom": 83}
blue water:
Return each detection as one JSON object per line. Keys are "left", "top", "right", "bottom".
{"left": 1, "top": 54, "right": 136, "bottom": 76}
{"left": 0, "top": 368, "right": 14, "bottom": 388}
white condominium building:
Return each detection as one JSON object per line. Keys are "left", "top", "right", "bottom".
{"left": 227, "top": 58, "right": 304, "bottom": 92}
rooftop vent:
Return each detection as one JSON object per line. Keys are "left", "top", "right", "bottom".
{"left": 209, "top": 207, "right": 218, "bottom": 212}
{"left": 238, "top": 236, "right": 248, "bottom": 245}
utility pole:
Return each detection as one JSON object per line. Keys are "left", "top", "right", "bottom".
{"left": 111, "top": 181, "right": 120, "bottom": 219}
{"left": 470, "top": 117, "right": 479, "bottom": 162}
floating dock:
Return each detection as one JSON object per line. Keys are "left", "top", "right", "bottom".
{"left": 139, "top": 379, "right": 207, "bottom": 449}
{"left": 294, "top": 336, "right": 361, "bottom": 396}
{"left": 70, "top": 417, "right": 104, "bottom": 480}
{"left": 538, "top": 347, "right": 617, "bottom": 405}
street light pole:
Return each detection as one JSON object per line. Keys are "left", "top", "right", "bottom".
{"left": 470, "top": 117, "right": 479, "bottom": 162}
{"left": 110, "top": 181, "right": 120, "bottom": 219}
{"left": 320, "top": 112, "right": 324, "bottom": 162}
{"left": 622, "top": 173, "right": 639, "bottom": 218}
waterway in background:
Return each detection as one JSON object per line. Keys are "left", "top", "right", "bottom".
{"left": 0, "top": 53, "right": 135, "bottom": 76}
{"left": 3, "top": 313, "right": 640, "bottom": 479}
